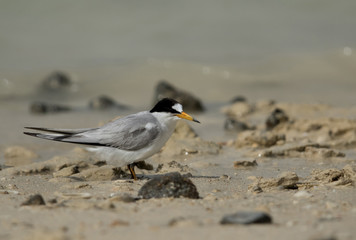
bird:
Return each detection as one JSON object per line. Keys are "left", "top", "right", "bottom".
{"left": 24, "top": 98, "right": 200, "bottom": 180}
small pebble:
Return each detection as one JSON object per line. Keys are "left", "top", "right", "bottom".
{"left": 220, "top": 211, "right": 272, "bottom": 225}
{"left": 234, "top": 160, "right": 258, "bottom": 169}
{"left": 224, "top": 118, "right": 253, "bottom": 132}
{"left": 88, "top": 95, "right": 128, "bottom": 110}
{"left": 41, "top": 71, "right": 72, "bottom": 92}
{"left": 230, "top": 95, "right": 247, "bottom": 103}
{"left": 30, "top": 101, "right": 71, "bottom": 114}
{"left": 21, "top": 194, "right": 46, "bottom": 206}
{"left": 266, "top": 108, "right": 289, "bottom": 130}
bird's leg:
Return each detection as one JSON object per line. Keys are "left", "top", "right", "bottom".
{"left": 127, "top": 163, "right": 137, "bottom": 180}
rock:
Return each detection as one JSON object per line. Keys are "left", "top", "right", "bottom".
{"left": 88, "top": 95, "right": 129, "bottom": 110}
{"left": 21, "top": 194, "right": 46, "bottom": 206}
{"left": 153, "top": 80, "right": 204, "bottom": 112}
{"left": 224, "top": 118, "right": 254, "bottom": 132}
{"left": 266, "top": 108, "right": 289, "bottom": 130}
{"left": 135, "top": 161, "right": 154, "bottom": 171}
{"left": 220, "top": 211, "right": 272, "bottom": 225}
{"left": 234, "top": 160, "right": 258, "bottom": 169}
{"left": 41, "top": 71, "right": 72, "bottom": 92}
{"left": 230, "top": 95, "right": 247, "bottom": 103}
{"left": 30, "top": 101, "right": 71, "bottom": 114}
{"left": 138, "top": 172, "right": 199, "bottom": 199}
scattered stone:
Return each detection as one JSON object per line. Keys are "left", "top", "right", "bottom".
{"left": 30, "top": 101, "right": 71, "bottom": 114}
{"left": 135, "top": 161, "right": 154, "bottom": 170}
{"left": 138, "top": 172, "right": 199, "bottom": 199}
{"left": 224, "top": 118, "right": 254, "bottom": 132}
{"left": 230, "top": 95, "right": 247, "bottom": 103}
{"left": 88, "top": 95, "right": 129, "bottom": 110}
{"left": 266, "top": 108, "right": 289, "bottom": 130}
{"left": 234, "top": 160, "right": 258, "bottom": 169}
{"left": 41, "top": 71, "right": 72, "bottom": 92}
{"left": 21, "top": 194, "right": 46, "bottom": 206}
{"left": 220, "top": 211, "right": 272, "bottom": 225}
{"left": 153, "top": 80, "right": 204, "bottom": 112}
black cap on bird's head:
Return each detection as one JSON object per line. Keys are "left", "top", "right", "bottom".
{"left": 150, "top": 98, "right": 200, "bottom": 123}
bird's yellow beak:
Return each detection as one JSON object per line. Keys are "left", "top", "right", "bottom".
{"left": 176, "top": 112, "right": 200, "bottom": 123}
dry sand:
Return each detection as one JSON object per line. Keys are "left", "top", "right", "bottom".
{"left": 1, "top": 93, "right": 355, "bottom": 240}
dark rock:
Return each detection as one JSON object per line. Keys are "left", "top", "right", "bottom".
{"left": 41, "top": 71, "right": 72, "bottom": 92}
{"left": 266, "top": 108, "right": 289, "bottom": 130}
{"left": 224, "top": 118, "right": 254, "bottom": 132}
{"left": 88, "top": 95, "right": 129, "bottom": 110}
{"left": 153, "top": 80, "right": 204, "bottom": 112}
{"left": 135, "top": 161, "right": 154, "bottom": 170}
{"left": 230, "top": 96, "right": 247, "bottom": 103}
{"left": 21, "top": 194, "right": 46, "bottom": 206}
{"left": 138, "top": 172, "right": 199, "bottom": 199}
{"left": 234, "top": 160, "right": 258, "bottom": 169}
{"left": 30, "top": 101, "right": 71, "bottom": 114}
{"left": 220, "top": 211, "right": 272, "bottom": 225}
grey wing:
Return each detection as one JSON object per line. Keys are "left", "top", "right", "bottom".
{"left": 69, "top": 113, "right": 161, "bottom": 151}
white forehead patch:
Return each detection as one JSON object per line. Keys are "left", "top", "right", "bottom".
{"left": 172, "top": 103, "right": 183, "bottom": 113}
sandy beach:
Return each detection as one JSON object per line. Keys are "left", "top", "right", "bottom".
{"left": 1, "top": 1, "right": 356, "bottom": 240}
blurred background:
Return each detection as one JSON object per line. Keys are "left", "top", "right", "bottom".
{"left": 0, "top": 0, "right": 355, "bottom": 146}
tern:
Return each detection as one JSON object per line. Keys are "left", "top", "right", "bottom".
{"left": 24, "top": 98, "right": 200, "bottom": 180}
